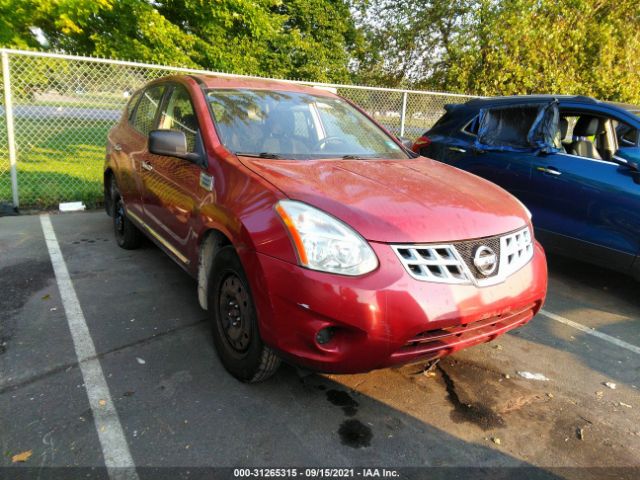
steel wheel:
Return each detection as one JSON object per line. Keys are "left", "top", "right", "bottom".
{"left": 111, "top": 183, "right": 142, "bottom": 250}
{"left": 114, "top": 198, "right": 126, "bottom": 238}
{"left": 208, "top": 246, "right": 281, "bottom": 382}
{"left": 218, "top": 274, "right": 252, "bottom": 353}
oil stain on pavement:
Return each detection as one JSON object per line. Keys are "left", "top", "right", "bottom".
{"left": 338, "top": 419, "right": 373, "bottom": 448}
{"left": 323, "top": 388, "right": 373, "bottom": 448}
{"left": 438, "top": 362, "right": 506, "bottom": 430}
{"left": 326, "top": 389, "right": 359, "bottom": 417}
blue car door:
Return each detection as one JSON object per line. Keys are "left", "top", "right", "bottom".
{"left": 529, "top": 109, "right": 640, "bottom": 271}
{"left": 444, "top": 148, "right": 535, "bottom": 203}
{"left": 430, "top": 107, "right": 547, "bottom": 204}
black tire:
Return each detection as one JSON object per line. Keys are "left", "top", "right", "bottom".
{"left": 209, "top": 246, "right": 280, "bottom": 382}
{"left": 111, "top": 183, "right": 142, "bottom": 250}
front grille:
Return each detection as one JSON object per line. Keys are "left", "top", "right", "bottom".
{"left": 502, "top": 228, "right": 533, "bottom": 272}
{"left": 392, "top": 226, "right": 533, "bottom": 286}
{"left": 393, "top": 245, "right": 468, "bottom": 284}
{"left": 453, "top": 236, "right": 502, "bottom": 279}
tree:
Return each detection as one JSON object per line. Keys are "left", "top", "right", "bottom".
{"left": 443, "top": 0, "right": 640, "bottom": 103}
{"left": 351, "top": 0, "right": 476, "bottom": 87}
{"left": 354, "top": 0, "right": 640, "bottom": 103}
{"left": 0, "top": 0, "right": 361, "bottom": 82}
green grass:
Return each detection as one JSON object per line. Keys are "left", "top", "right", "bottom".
{"left": 0, "top": 117, "right": 113, "bottom": 209}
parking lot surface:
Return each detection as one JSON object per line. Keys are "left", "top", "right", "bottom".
{"left": 1, "top": 211, "right": 639, "bottom": 479}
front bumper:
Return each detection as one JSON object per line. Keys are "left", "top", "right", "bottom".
{"left": 246, "top": 241, "right": 547, "bottom": 374}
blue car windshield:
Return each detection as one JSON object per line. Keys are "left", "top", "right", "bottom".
{"left": 206, "top": 89, "right": 408, "bottom": 160}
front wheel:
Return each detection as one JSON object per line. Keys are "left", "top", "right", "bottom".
{"left": 111, "top": 183, "right": 142, "bottom": 250}
{"left": 209, "top": 246, "right": 280, "bottom": 382}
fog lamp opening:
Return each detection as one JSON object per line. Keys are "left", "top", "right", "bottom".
{"left": 316, "top": 327, "right": 335, "bottom": 345}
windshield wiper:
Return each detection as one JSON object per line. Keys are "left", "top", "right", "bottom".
{"left": 341, "top": 154, "right": 382, "bottom": 160}
{"left": 235, "top": 152, "right": 281, "bottom": 159}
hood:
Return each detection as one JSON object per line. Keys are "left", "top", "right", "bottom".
{"left": 240, "top": 156, "right": 529, "bottom": 243}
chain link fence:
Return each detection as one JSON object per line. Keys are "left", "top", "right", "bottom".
{"left": 0, "top": 49, "right": 476, "bottom": 210}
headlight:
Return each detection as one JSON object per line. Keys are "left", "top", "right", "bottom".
{"left": 275, "top": 200, "right": 378, "bottom": 276}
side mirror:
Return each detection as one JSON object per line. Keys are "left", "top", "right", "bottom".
{"left": 398, "top": 136, "right": 414, "bottom": 150}
{"left": 613, "top": 147, "right": 640, "bottom": 172}
{"left": 149, "top": 130, "right": 188, "bottom": 158}
{"left": 149, "top": 129, "right": 203, "bottom": 165}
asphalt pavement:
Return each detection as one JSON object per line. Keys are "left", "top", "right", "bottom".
{"left": 1, "top": 211, "right": 639, "bottom": 479}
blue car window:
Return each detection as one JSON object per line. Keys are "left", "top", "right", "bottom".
{"left": 463, "top": 116, "right": 480, "bottom": 136}
{"left": 615, "top": 120, "right": 639, "bottom": 147}
{"left": 475, "top": 101, "right": 559, "bottom": 152}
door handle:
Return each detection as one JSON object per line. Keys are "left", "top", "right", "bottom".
{"left": 448, "top": 146, "right": 467, "bottom": 153}
{"left": 142, "top": 161, "right": 153, "bottom": 172}
{"left": 113, "top": 143, "right": 122, "bottom": 151}
{"left": 536, "top": 166, "right": 561, "bottom": 176}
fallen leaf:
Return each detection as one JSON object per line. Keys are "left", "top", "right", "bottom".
{"left": 12, "top": 450, "right": 32, "bottom": 463}
{"left": 492, "top": 437, "right": 501, "bottom": 445}
{"left": 98, "top": 399, "right": 106, "bottom": 407}
{"left": 42, "top": 294, "right": 50, "bottom": 300}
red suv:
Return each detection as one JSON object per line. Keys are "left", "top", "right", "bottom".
{"left": 104, "top": 75, "right": 547, "bottom": 382}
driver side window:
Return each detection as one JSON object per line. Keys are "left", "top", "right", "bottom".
{"left": 560, "top": 110, "right": 638, "bottom": 161}
{"left": 615, "top": 121, "right": 639, "bottom": 147}
{"left": 159, "top": 85, "right": 199, "bottom": 153}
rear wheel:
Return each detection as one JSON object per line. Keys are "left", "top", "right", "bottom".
{"left": 111, "top": 183, "right": 142, "bottom": 250}
{"left": 209, "top": 246, "right": 280, "bottom": 382}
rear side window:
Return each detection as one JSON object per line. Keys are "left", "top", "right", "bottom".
{"left": 475, "top": 102, "right": 558, "bottom": 151}
{"left": 126, "top": 91, "right": 142, "bottom": 121}
{"left": 132, "top": 85, "right": 165, "bottom": 135}
{"left": 479, "top": 106, "right": 540, "bottom": 148}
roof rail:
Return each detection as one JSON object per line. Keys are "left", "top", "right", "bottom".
{"left": 571, "top": 95, "right": 598, "bottom": 104}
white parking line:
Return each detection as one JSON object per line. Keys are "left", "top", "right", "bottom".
{"left": 540, "top": 309, "right": 640, "bottom": 355}
{"left": 40, "top": 215, "right": 138, "bottom": 480}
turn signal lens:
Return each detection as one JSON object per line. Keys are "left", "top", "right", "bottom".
{"left": 412, "top": 135, "right": 432, "bottom": 153}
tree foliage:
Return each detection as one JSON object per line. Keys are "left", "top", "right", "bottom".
{"left": 354, "top": 0, "right": 640, "bottom": 103}
{"left": 0, "top": 0, "right": 360, "bottom": 82}
{"left": 351, "top": 0, "right": 475, "bottom": 87}
{"left": 2, "top": 0, "right": 640, "bottom": 102}
{"left": 444, "top": 0, "right": 640, "bottom": 103}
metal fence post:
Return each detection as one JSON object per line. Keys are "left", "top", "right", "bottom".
{"left": 399, "top": 92, "right": 408, "bottom": 137}
{"left": 1, "top": 51, "right": 19, "bottom": 208}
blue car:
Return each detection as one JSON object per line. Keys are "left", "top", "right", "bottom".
{"left": 412, "top": 95, "right": 640, "bottom": 278}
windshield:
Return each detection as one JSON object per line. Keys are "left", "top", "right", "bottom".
{"left": 206, "top": 89, "right": 408, "bottom": 160}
